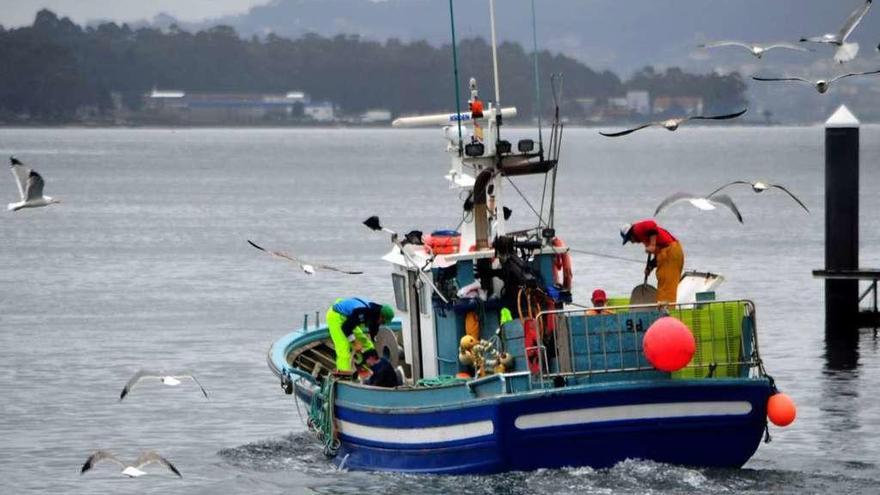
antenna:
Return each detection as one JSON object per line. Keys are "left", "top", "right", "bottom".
{"left": 448, "top": 0, "right": 463, "bottom": 156}
{"left": 488, "top": 0, "right": 501, "bottom": 126}
{"left": 530, "top": 0, "right": 543, "bottom": 153}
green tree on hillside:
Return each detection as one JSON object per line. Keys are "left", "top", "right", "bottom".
{"left": 0, "top": 10, "right": 746, "bottom": 124}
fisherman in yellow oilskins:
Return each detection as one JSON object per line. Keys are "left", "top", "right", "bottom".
{"left": 621, "top": 220, "right": 684, "bottom": 303}
{"left": 326, "top": 297, "right": 395, "bottom": 376}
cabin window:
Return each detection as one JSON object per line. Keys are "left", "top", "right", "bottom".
{"left": 391, "top": 273, "right": 408, "bottom": 311}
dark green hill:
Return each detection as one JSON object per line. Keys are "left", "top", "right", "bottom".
{"left": 0, "top": 10, "right": 746, "bottom": 124}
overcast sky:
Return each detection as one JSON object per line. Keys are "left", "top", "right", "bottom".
{"left": 0, "top": 0, "right": 271, "bottom": 26}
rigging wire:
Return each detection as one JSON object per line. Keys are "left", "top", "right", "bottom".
{"left": 538, "top": 171, "right": 548, "bottom": 228}
{"left": 448, "top": 0, "right": 463, "bottom": 156}
{"left": 566, "top": 247, "right": 644, "bottom": 264}
{"left": 505, "top": 175, "right": 545, "bottom": 226}
{"left": 548, "top": 74, "right": 564, "bottom": 228}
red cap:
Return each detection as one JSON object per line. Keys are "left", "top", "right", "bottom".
{"left": 591, "top": 289, "right": 607, "bottom": 303}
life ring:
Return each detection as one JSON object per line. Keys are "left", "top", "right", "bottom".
{"left": 551, "top": 237, "right": 573, "bottom": 290}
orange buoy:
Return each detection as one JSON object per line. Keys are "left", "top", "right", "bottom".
{"left": 456, "top": 372, "right": 472, "bottom": 380}
{"left": 465, "top": 311, "right": 480, "bottom": 341}
{"left": 642, "top": 316, "right": 696, "bottom": 372}
{"left": 767, "top": 392, "right": 797, "bottom": 427}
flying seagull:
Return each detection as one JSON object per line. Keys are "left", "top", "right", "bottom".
{"left": 707, "top": 180, "right": 810, "bottom": 212}
{"left": 654, "top": 192, "right": 744, "bottom": 223}
{"left": 119, "top": 370, "right": 208, "bottom": 401}
{"left": 81, "top": 450, "right": 182, "bottom": 478}
{"left": 599, "top": 109, "right": 747, "bottom": 137}
{"left": 800, "top": 0, "right": 872, "bottom": 63}
{"left": 247, "top": 240, "right": 363, "bottom": 275}
{"left": 699, "top": 41, "right": 810, "bottom": 58}
{"left": 752, "top": 70, "right": 880, "bottom": 93}
{"left": 7, "top": 156, "right": 60, "bottom": 211}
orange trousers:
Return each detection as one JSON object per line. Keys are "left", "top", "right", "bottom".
{"left": 655, "top": 240, "right": 684, "bottom": 303}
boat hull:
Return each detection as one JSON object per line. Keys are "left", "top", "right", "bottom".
{"left": 296, "top": 378, "right": 771, "bottom": 474}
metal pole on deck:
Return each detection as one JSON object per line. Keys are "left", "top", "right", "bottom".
{"left": 824, "top": 105, "right": 860, "bottom": 346}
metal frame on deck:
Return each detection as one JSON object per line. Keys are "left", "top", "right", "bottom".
{"left": 529, "top": 299, "right": 764, "bottom": 383}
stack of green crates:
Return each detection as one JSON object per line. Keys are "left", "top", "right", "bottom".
{"left": 672, "top": 301, "right": 746, "bottom": 379}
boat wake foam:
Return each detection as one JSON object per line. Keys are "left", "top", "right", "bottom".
{"left": 218, "top": 439, "right": 877, "bottom": 494}
{"left": 217, "top": 433, "right": 332, "bottom": 473}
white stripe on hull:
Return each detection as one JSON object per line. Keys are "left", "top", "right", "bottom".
{"left": 338, "top": 419, "right": 494, "bottom": 444}
{"left": 515, "top": 401, "right": 753, "bottom": 430}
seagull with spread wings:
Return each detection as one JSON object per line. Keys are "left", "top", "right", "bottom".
{"left": 81, "top": 450, "right": 182, "bottom": 478}
{"left": 707, "top": 180, "right": 810, "bottom": 212}
{"left": 599, "top": 109, "right": 747, "bottom": 137}
{"left": 752, "top": 70, "right": 880, "bottom": 93}
{"left": 699, "top": 41, "right": 810, "bottom": 58}
{"left": 7, "top": 156, "right": 60, "bottom": 211}
{"left": 654, "top": 192, "right": 744, "bottom": 223}
{"left": 119, "top": 370, "right": 208, "bottom": 401}
{"left": 247, "top": 240, "right": 363, "bottom": 275}
{"left": 800, "top": 0, "right": 873, "bottom": 63}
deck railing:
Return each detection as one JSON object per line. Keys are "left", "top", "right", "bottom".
{"left": 527, "top": 299, "right": 763, "bottom": 384}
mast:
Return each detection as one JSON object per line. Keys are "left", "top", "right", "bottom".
{"left": 488, "top": 0, "right": 502, "bottom": 113}
{"left": 488, "top": 0, "right": 506, "bottom": 238}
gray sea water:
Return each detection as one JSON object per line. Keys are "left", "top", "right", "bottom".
{"left": 1, "top": 126, "right": 880, "bottom": 494}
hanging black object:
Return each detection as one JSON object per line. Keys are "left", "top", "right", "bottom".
{"left": 465, "top": 142, "right": 485, "bottom": 157}
{"left": 517, "top": 139, "right": 535, "bottom": 153}
{"left": 463, "top": 192, "right": 474, "bottom": 212}
{"left": 403, "top": 230, "right": 424, "bottom": 245}
{"left": 363, "top": 216, "right": 383, "bottom": 231}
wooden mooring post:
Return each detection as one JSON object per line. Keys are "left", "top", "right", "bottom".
{"left": 813, "top": 106, "right": 880, "bottom": 366}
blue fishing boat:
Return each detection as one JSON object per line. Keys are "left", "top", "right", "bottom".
{"left": 267, "top": 4, "right": 786, "bottom": 475}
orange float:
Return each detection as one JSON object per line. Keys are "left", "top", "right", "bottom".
{"left": 767, "top": 392, "right": 797, "bottom": 427}
{"left": 459, "top": 335, "right": 476, "bottom": 351}
{"left": 642, "top": 316, "right": 696, "bottom": 372}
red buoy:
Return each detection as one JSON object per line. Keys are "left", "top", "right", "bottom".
{"left": 767, "top": 392, "right": 797, "bottom": 427}
{"left": 643, "top": 316, "right": 696, "bottom": 372}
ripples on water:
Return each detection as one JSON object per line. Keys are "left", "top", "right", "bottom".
{"left": 1, "top": 127, "right": 880, "bottom": 494}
